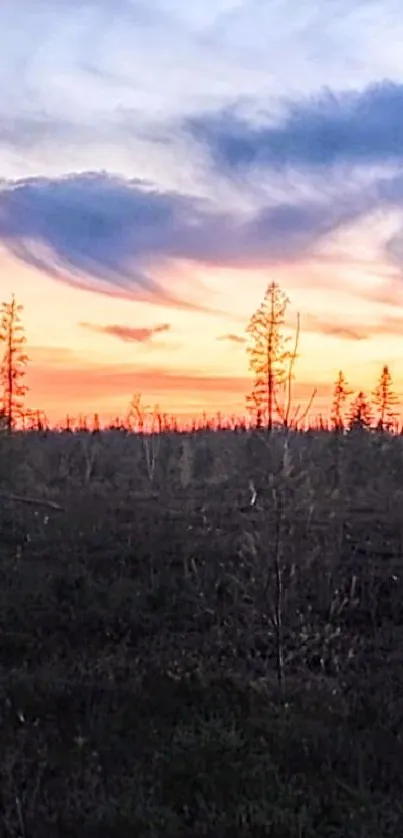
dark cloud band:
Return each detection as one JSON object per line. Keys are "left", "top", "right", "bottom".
{"left": 1, "top": 164, "right": 403, "bottom": 302}
{"left": 186, "top": 81, "right": 403, "bottom": 171}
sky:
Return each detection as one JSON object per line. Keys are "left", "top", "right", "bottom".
{"left": 2, "top": 0, "right": 403, "bottom": 424}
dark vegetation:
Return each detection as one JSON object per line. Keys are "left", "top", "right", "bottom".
{"left": 1, "top": 425, "right": 403, "bottom": 836}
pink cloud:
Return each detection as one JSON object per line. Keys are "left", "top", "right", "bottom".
{"left": 217, "top": 333, "right": 246, "bottom": 344}
{"left": 304, "top": 312, "right": 403, "bottom": 340}
{"left": 80, "top": 321, "right": 171, "bottom": 343}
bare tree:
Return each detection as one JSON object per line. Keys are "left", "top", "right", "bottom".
{"left": 0, "top": 295, "right": 28, "bottom": 433}
{"left": 274, "top": 313, "right": 316, "bottom": 430}
{"left": 372, "top": 364, "right": 398, "bottom": 431}
{"left": 246, "top": 282, "right": 290, "bottom": 431}
{"left": 331, "top": 370, "right": 352, "bottom": 431}
{"left": 127, "top": 393, "right": 148, "bottom": 432}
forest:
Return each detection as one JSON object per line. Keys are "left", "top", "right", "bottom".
{"left": 1, "top": 284, "right": 403, "bottom": 836}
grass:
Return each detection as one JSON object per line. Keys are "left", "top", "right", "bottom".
{"left": 1, "top": 426, "right": 403, "bottom": 835}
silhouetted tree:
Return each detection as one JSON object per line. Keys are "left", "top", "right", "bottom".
{"left": 152, "top": 405, "right": 163, "bottom": 434}
{"left": 331, "top": 370, "right": 352, "bottom": 431}
{"left": 348, "top": 391, "right": 372, "bottom": 431}
{"left": 127, "top": 393, "right": 148, "bottom": 432}
{"left": 0, "top": 295, "right": 28, "bottom": 433}
{"left": 246, "top": 282, "right": 290, "bottom": 431}
{"left": 63, "top": 415, "right": 73, "bottom": 432}
{"left": 372, "top": 364, "right": 398, "bottom": 430}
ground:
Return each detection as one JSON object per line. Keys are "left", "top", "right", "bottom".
{"left": 1, "top": 427, "right": 403, "bottom": 836}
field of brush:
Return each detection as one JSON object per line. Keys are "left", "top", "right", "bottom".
{"left": 1, "top": 427, "right": 403, "bottom": 836}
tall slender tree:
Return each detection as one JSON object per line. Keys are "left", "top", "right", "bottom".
{"left": 246, "top": 281, "right": 290, "bottom": 431}
{"left": 372, "top": 364, "right": 398, "bottom": 430}
{"left": 0, "top": 295, "right": 28, "bottom": 432}
{"left": 331, "top": 370, "right": 352, "bottom": 431}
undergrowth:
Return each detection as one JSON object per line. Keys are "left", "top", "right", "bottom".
{"left": 1, "top": 427, "right": 403, "bottom": 836}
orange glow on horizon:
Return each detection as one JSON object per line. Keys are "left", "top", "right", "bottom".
{"left": 2, "top": 247, "right": 403, "bottom": 427}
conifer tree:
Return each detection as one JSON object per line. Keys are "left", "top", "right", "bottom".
{"left": 372, "top": 364, "right": 398, "bottom": 430}
{"left": 246, "top": 282, "right": 290, "bottom": 431}
{"left": 0, "top": 295, "right": 28, "bottom": 432}
{"left": 348, "top": 390, "right": 372, "bottom": 431}
{"left": 331, "top": 370, "right": 352, "bottom": 431}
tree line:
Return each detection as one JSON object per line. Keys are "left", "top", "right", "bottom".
{"left": 0, "top": 286, "right": 400, "bottom": 433}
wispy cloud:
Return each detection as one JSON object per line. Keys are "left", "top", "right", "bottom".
{"left": 217, "top": 332, "right": 246, "bottom": 344}
{"left": 304, "top": 315, "right": 369, "bottom": 341}
{"left": 305, "top": 312, "right": 403, "bottom": 341}
{"left": 80, "top": 321, "right": 171, "bottom": 343}
{"left": 0, "top": 0, "right": 265, "bottom": 140}
{"left": 0, "top": 172, "right": 234, "bottom": 310}
{"left": 2, "top": 169, "right": 403, "bottom": 299}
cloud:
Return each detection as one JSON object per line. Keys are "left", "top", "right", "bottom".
{"left": 0, "top": 170, "right": 385, "bottom": 290}
{"left": 3, "top": 168, "right": 403, "bottom": 302}
{"left": 4, "top": 1, "right": 403, "bottom": 192}
{"left": 186, "top": 81, "right": 403, "bottom": 173}
{"left": 304, "top": 315, "right": 368, "bottom": 341}
{"left": 80, "top": 321, "right": 171, "bottom": 343}
{"left": 0, "top": 172, "right": 234, "bottom": 310}
{"left": 217, "top": 333, "right": 246, "bottom": 344}
{"left": 304, "top": 312, "right": 403, "bottom": 341}
{"left": 0, "top": 0, "right": 268, "bottom": 147}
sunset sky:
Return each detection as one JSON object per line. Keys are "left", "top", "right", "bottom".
{"left": 2, "top": 0, "right": 403, "bottom": 423}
